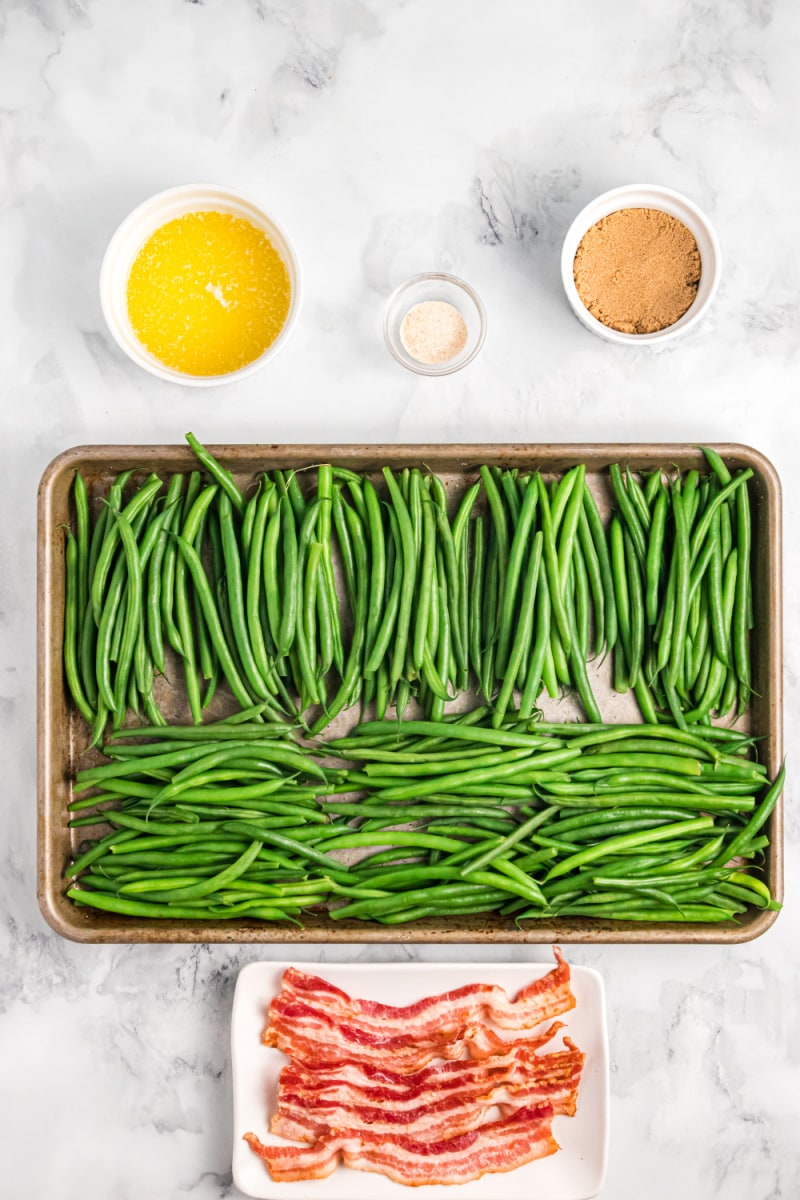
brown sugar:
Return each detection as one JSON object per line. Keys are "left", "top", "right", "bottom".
{"left": 573, "top": 208, "right": 701, "bottom": 334}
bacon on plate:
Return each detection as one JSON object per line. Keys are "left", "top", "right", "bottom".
{"left": 245, "top": 1101, "right": 559, "bottom": 1186}
{"left": 272, "top": 1044, "right": 583, "bottom": 1142}
{"left": 263, "top": 952, "right": 575, "bottom": 1072}
{"left": 276, "top": 1031, "right": 575, "bottom": 1107}
{"left": 266, "top": 947, "right": 573, "bottom": 1046}
{"left": 244, "top": 951, "right": 584, "bottom": 1185}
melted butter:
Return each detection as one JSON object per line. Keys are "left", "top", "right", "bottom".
{"left": 126, "top": 211, "right": 291, "bottom": 376}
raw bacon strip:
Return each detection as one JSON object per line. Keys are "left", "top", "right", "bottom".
{"left": 268, "top": 948, "right": 573, "bottom": 1046}
{"left": 264, "top": 1005, "right": 568, "bottom": 1073}
{"left": 244, "top": 1102, "right": 558, "bottom": 1186}
{"left": 278, "top": 1043, "right": 583, "bottom": 1115}
{"left": 272, "top": 1049, "right": 583, "bottom": 1142}
{"left": 278, "top": 1034, "right": 575, "bottom": 1107}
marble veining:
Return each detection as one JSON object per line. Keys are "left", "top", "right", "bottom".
{"left": 2, "top": 0, "right": 800, "bottom": 1196}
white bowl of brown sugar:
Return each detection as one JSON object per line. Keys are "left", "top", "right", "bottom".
{"left": 560, "top": 184, "right": 721, "bottom": 344}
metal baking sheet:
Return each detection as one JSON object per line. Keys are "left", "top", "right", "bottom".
{"left": 37, "top": 443, "right": 783, "bottom": 944}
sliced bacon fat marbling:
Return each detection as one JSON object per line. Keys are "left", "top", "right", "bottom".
{"left": 272, "top": 1045, "right": 584, "bottom": 1142}
{"left": 266, "top": 946, "right": 573, "bottom": 1040}
{"left": 245, "top": 1102, "right": 559, "bottom": 1186}
{"left": 262, "top": 949, "right": 575, "bottom": 1072}
{"left": 276, "top": 1033, "right": 575, "bottom": 1109}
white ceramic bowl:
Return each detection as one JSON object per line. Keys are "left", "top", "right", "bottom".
{"left": 560, "top": 184, "right": 721, "bottom": 345}
{"left": 100, "top": 183, "right": 302, "bottom": 386}
{"left": 383, "top": 272, "right": 487, "bottom": 376}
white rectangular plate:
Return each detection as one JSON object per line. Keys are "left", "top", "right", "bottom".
{"left": 231, "top": 960, "right": 606, "bottom": 1200}
{"left": 231, "top": 960, "right": 608, "bottom": 1200}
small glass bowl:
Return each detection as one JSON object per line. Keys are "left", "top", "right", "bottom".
{"left": 383, "top": 273, "right": 487, "bottom": 376}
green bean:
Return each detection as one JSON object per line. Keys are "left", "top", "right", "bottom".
{"left": 733, "top": 477, "right": 752, "bottom": 710}
{"left": 667, "top": 486, "right": 690, "bottom": 690}
{"left": 274, "top": 470, "right": 304, "bottom": 527}
{"left": 690, "top": 470, "right": 753, "bottom": 565}
{"left": 430, "top": 569, "right": 449, "bottom": 721}
{"left": 431, "top": 493, "right": 466, "bottom": 677}
{"left": 516, "top": 563, "right": 548, "bottom": 719}
{"left": 64, "top": 531, "right": 95, "bottom": 722}
{"left": 412, "top": 495, "right": 437, "bottom": 673}
{"left": 556, "top": 465, "right": 585, "bottom": 594}
{"left": 643, "top": 469, "right": 663, "bottom": 508}
{"left": 682, "top": 470, "right": 700, "bottom": 530}
{"left": 382, "top": 468, "right": 416, "bottom": 687}
{"left": 364, "top": 505, "right": 402, "bottom": 676}
{"left": 309, "top": 501, "right": 369, "bottom": 734}
{"left": 363, "top": 478, "right": 385, "bottom": 668}
{"left": 581, "top": 484, "right": 617, "bottom": 654}
{"left": 710, "top": 761, "right": 784, "bottom": 867}
{"left": 362, "top": 746, "right": 532, "bottom": 779}
{"left": 537, "top": 474, "right": 572, "bottom": 654}
{"left": 570, "top": 519, "right": 589, "bottom": 662}
{"left": 623, "top": 526, "right": 645, "bottom": 689}
{"left": 247, "top": 483, "right": 275, "bottom": 682}
{"left": 331, "top": 484, "right": 357, "bottom": 615}
{"left": 87, "top": 492, "right": 110, "bottom": 586}
{"left": 651, "top": 533, "right": 676, "bottom": 671}
{"left": 468, "top": 515, "right": 485, "bottom": 682}
{"left": 645, "top": 486, "right": 668, "bottom": 627}
{"left": 544, "top": 816, "right": 715, "bottom": 881}
{"left": 351, "top": 718, "right": 549, "bottom": 749}
{"left": 494, "top": 531, "right": 543, "bottom": 728}
{"left": 91, "top": 474, "right": 162, "bottom": 625}
{"left": 452, "top": 481, "right": 481, "bottom": 548}
{"left": 699, "top": 446, "right": 731, "bottom": 487}
{"left": 185, "top": 432, "right": 244, "bottom": 513}
{"left": 73, "top": 472, "right": 91, "bottom": 628}
{"left": 687, "top": 537, "right": 714, "bottom": 618}
{"left": 172, "top": 490, "right": 215, "bottom": 721}
{"left": 687, "top": 594, "right": 710, "bottom": 691}
{"left": 480, "top": 465, "right": 510, "bottom": 645}
{"left": 610, "top": 517, "right": 635, "bottom": 686}
{"left": 496, "top": 477, "right": 539, "bottom": 675}
{"left": 316, "top": 466, "right": 342, "bottom": 675}
{"left": 159, "top": 492, "right": 188, "bottom": 662}
{"left": 462, "top": 806, "right": 557, "bottom": 875}
{"left": 609, "top": 463, "right": 647, "bottom": 566}
{"left": 574, "top": 503, "right": 603, "bottom": 659}
{"left": 217, "top": 491, "right": 273, "bottom": 700}
{"left": 241, "top": 481, "right": 262, "bottom": 566}
{"left": 565, "top": 723, "right": 720, "bottom": 758}
{"left": 131, "top": 839, "right": 264, "bottom": 901}
{"left": 363, "top": 748, "right": 581, "bottom": 802}
{"left": 684, "top": 550, "right": 737, "bottom": 722}
{"left": 145, "top": 476, "right": 183, "bottom": 673}
{"left": 497, "top": 469, "right": 520, "bottom": 526}
{"left": 171, "top": 534, "right": 258, "bottom": 711}
{"left": 107, "top": 506, "right": 144, "bottom": 727}
{"left": 625, "top": 466, "right": 652, "bottom": 531}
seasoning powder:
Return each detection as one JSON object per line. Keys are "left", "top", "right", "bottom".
{"left": 400, "top": 301, "right": 468, "bottom": 365}
{"left": 573, "top": 208, "right": 701, "bottom": 334}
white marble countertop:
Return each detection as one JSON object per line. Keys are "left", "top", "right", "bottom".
{"left": 2, "top": 1, "right": 799, "bottom": 1196}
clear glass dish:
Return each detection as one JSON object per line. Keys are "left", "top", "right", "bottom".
{"left": 383, "top": 272, "right": 487, "bottom": 376}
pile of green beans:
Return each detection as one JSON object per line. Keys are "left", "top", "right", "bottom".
{"left": 608, "top": 450, "right": 754, "bottom": 725}
{"left": 65, "top": 709, "right": 355, "bottom": 922}
{"left": 62, "top": 439, "right": 757, "bottom": 736}
{"left": 66, "top": 714, "right": 782, "bottom": 926}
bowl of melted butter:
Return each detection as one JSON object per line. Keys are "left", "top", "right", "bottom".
{"left": 100, "top": 184, "right": 302, "bottom": 386}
